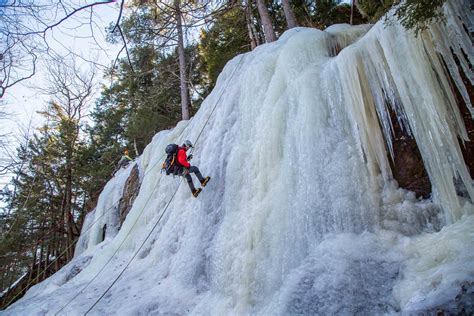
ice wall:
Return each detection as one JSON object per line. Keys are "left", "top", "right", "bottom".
{"left": 75, "top": 163, "right": 136, "bottom": 257}
{"left": 4, "top": 0, "right": 473, "bottom": 314}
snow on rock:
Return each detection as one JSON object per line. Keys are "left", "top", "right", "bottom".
{"left": 3, "top": 0, "right": 473, "bottom": 314}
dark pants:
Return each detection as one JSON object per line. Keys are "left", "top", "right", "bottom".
{"left": 182, "top": 166, "right": 205, "bottom": 192}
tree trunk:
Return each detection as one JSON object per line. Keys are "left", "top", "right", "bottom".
{"left": 133, "top": 138, "right": 139, "bottom": 156}
{"left": 27, "top": 246, "right": 37, "bottom": 285}
{"left": 60, "top": 191, "right": 72, "bottom": 262}
{"left": 350, "top": 0, "right": 354, "bottom": 25}
{"left": 64, "top": 147, "right": 77, "bottom": 260}
{"left": 63, "top": 175, "right": 74, "bottom": 261}
{"left": 255, "top": 0, "right": 277, "bottom": 42}
{"left": 248, "top": 3, "right": 262, "bottom": 46}
{"left": 246, "top": 21, "right": 257, "bottom": 50}
{"left": 246, "top": 2, "right": 257, "bottom": 49}
{"left": 5, "top": 259, "right": 18, "bottom": 294}
{"left": 174, "top": 0, "right": 190, "bottom": 120}
{"left": 281, "top": 0, "right": 297, "bottom": 29}
{"left": 36, "top": 242, "right": 44, "bottom": 283}
{"left": 43, "top": 243, "right": 51, "bottom": 281}
{"left": 53, "top": 229, "right": 60, "bottom": 272}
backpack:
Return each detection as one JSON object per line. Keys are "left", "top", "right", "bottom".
{"left": 161, "top": 144, "right": 180, "bottom": 175}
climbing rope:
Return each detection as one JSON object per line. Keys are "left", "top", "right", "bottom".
{"left": 54, "top": 54, "right": 246, "bottom": 314}
{"left": 5, "top": 159, "right": 160, "bottom": 309}
{"left": 52, "top": 160, "right": 169, "bottom": 314}
{"left": 5, "top": 134, "right": 190, "bottom": 308}
{"left": 84, "top": 178, "right": 183, "bottom": 314}
{"left": 3, "top": 198, "right": 122, "bottom": 309}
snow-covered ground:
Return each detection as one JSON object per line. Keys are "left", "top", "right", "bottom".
{"left": 3, "top": 0, "right": 474, "bottom": 314}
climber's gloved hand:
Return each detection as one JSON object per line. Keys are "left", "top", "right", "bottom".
{"left": 187, "top": 154, "right": 193, "bottom": 161}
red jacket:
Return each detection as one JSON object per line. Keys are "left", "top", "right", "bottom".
{"left": 177, "top": 147, "right": 190, "bottom": 168}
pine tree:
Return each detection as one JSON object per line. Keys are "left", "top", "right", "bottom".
{"left": 356, "top": 0, "right": 447, "bottom": 34}
{"left": 120, "top": 0, "right": 214, "bottom": 120}
{"left": 0, "top": 61, "right": 95, "bottom": 302}
{"left": 198, "top": 6, "right": 251, "bottom": 89}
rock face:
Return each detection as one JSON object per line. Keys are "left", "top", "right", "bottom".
{"left": 456, "top": 70, "right": 474, "bottom": 178}
{"left": 390, "top": 107, "right": 432, "bottom": 198}
{"left": 390, "top": 57, "right": 474, "bottom": 199}
{"left": 117, "top": 164, "right": 141, "bottom": 227}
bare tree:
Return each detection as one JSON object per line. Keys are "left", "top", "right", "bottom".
{"left": 0, "top": 100, "right": 7, "bottom": 144}
{"left": 0, "top": 99, "right": 12, "bottom": 176}
{"left": 255, "top": 0, "right": 277, "bottom": 42}
{"left": 38, "top": 59, "right": 96, "bottom": 260}
{"left": 0, "top": 0, "right": 127, "bottom": 99}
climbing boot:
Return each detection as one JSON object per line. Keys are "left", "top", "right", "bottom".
{"left": 192, "top": 188, "right": 202, "bottom": 198}
{"left": 200, "top": 176, "right": 211, "bottom": 187}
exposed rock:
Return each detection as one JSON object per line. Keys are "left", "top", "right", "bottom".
{"left": 389, "top": 107, "right": 432, "bottom": 198}
{"left": 64, "top": 256, "right": 92, "bottom": 283}
{"left": 389, "top": 49, "right": 474, "bottom": 198}
{"left": 117, "top": 164, "right": 141, "bottom": 227}
{"left": 452, "top": 59, "right": 474, "bottom": 178}
{"left": 424, "top": 281, "right": 474, "bottom": 315}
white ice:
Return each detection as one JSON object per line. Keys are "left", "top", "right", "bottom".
{"left": 3, "top": 0, "right": 473, "bottom": 314}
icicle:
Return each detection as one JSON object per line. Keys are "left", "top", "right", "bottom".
{"left": 336, "top": 50, "right": 394, "bottom": 182}
{"left": 429, "top": 0, "right": 474, "bottom": 117}
{"left": 330, "top": 0, "right": 474, "bottom": 223}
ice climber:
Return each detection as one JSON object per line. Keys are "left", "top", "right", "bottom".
{"left": 118, "top": 149, "right": 133, "bottom": 169}
{"left": 113, "top": 149, "right": 133, "bottom": 176}
{"left": 163, "top": 140, "right": 210, "bottom": 198}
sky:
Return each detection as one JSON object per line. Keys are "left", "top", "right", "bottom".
{"left": 0, "top": 0, "right": 123, "bottom": 187}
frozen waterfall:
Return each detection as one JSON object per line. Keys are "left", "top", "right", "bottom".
{"left": 3, "top": 0, "right": 473, "bottom": 314}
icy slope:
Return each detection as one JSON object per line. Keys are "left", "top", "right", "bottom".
{"left": 4, "top": 0, "right": 474, "bottom": 314}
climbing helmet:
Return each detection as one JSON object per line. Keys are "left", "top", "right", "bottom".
{"left": 184, "top": 140, "right": 193, "bottom": 149}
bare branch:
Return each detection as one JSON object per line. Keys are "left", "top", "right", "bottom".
{"left": 0, "top": 0, "right": 120, "bottom": 97}
{"left": 12, "top": 1, "right": 117, "bottom": 37}
{"left": 112, "top": 0, "right": 126, "bottom": 33}
{"left": 117, "top": 25, "right": 135, "bottom": 73}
